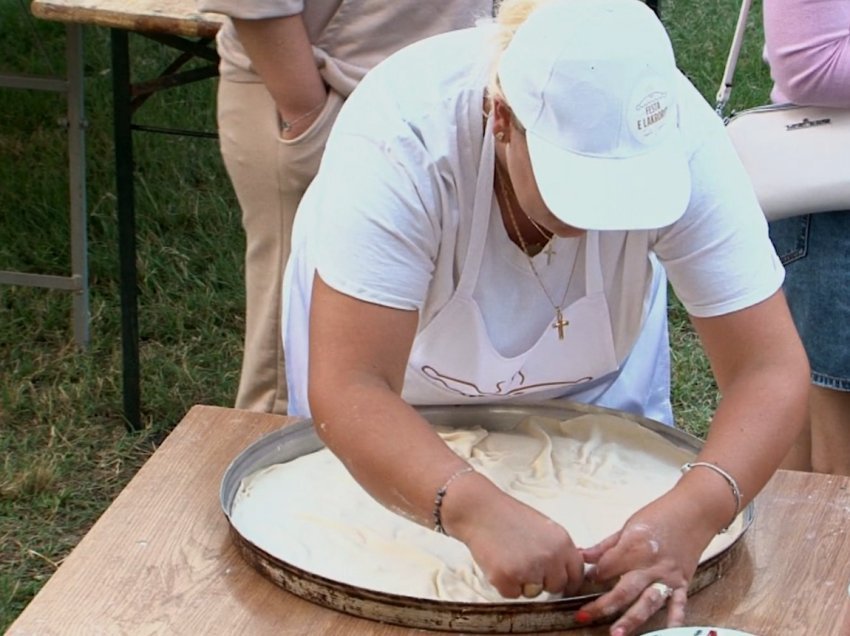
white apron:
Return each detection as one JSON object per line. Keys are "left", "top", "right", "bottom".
{"left": 284, "top": 122, "right": 672, "bottom": 423}
{"left": 402, "top": 125, "right": 673, "bottom": 423}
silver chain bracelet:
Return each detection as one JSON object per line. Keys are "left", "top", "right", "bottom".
{"left": 279, "top": 100, "right": 324, "bottom": 133}
{"left": 681, "top": 461, "right": 742, "bottom": 533}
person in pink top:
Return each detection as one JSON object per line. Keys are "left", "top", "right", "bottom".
{"left": 763, "top": 0, "right": 850, "bottom": 475}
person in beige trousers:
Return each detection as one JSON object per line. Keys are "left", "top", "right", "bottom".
{"left": 198, "top": 1, "right": 495, "bottom": 413}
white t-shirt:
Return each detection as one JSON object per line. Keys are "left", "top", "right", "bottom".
{"left": 282, "top": 25, "right": 784, "bottom": 416}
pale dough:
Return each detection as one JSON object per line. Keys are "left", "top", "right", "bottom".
{"left": 230, "top": 414, "right": 743, "bottom": 602}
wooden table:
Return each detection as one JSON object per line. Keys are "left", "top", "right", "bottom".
{"left": 29, "top": 0, "right": 224, "bottom": 430}
{"left": 8, "top": 405, "right": 850, "bottom": 635}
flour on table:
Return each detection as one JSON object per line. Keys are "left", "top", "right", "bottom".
{"left": 230, "top": 414, "right": 743, "bottom": 602}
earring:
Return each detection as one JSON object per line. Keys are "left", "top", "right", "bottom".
{"left": 495, "top": 131, "right": 506, "bottom": 142}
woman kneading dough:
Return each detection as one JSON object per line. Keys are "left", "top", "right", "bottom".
{"left": 280, "top": 0, "right": 809, "bottom": 633}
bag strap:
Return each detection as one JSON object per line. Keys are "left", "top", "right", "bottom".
{"left": 715, "top": 0, "right": 754, "bottom": 117}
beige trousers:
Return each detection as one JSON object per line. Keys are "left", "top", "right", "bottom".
{"left": 217, "top": 78, "right": 344, "bottom": 413}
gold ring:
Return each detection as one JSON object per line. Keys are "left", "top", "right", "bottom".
{"left": 649, "top": 581, "right": 673, "bottom": 600}
{"left": 521, "top": 582, "right": 544, "bottom": 598}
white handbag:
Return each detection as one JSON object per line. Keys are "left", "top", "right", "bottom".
{"left": 717, "top": 0, "right": 850, "bottom": 221}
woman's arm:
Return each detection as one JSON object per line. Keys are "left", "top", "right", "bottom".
{"left": 232, "top": 15, "right": 327, "bottom": 138}
{"left": 684, "top": 290, "right": 809, "bottom": 519}
{"left": 577, "top": 289, "right": 809, "bottom": 634}
{"left": 764, "top": 0, "right": 850, "bottom": 106}
{"left": 308, "top": 272, "right": 471, "bottom": 527}
{"left": 308, "top": 273, "right": 585, "bottom": 597}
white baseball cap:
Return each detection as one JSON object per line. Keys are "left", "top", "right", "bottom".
{"left": 497, "top": 0, "right": 691, "bottom": 230}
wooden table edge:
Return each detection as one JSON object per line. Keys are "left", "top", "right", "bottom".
{"left": 30, "top": 1, "right": 224, "bottom": 39}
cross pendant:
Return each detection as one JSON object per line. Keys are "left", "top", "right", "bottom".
{"left": 553, "top": 309, "right": 569, "bottom": 340}
{"left": 543, "top": 241, "right": 556, "bottom": 265}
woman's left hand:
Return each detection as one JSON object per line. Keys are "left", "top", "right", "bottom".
{"left": 574, "top": 491, "right": 717, "bottom": 635}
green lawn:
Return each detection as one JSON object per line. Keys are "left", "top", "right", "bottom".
{"left": 0, "top": 0, "right": 772, "bottom": 629}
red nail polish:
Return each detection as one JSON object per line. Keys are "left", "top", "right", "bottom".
{"left": 574, "top": 610, "right": 592, "bottom": 624}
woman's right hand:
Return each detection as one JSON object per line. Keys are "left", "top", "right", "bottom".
{"left": 232, "top": 14, "right": 327, "bottom": 141}
{"left": 443, "top": 472, "right": 585, "bottom": 598}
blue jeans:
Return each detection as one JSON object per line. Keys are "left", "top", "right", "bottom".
{"left": 769, "top": 211, "right": 850, "bottom": 391}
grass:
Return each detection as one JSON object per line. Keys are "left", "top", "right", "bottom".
{"left": 1, "top": 1, "right": 243, "bottom": 625}
{"left": 0, "top": 0, "right": 772, "bottom": 630}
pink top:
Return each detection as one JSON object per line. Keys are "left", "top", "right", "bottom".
{"left": 763, "top": 0, "right": 850, "bottom": 106}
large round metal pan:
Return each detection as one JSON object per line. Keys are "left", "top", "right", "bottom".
{"left": 220, "top": 400, "right": 754, "bottom": 633}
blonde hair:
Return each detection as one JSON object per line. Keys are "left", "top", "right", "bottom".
{"left": 487, "top": 0, "right": 555, "bottom": 105}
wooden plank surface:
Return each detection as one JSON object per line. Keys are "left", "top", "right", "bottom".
{"left": 8, "top": 405, "right": 850, "bottom": 635}
{"left": 31, "top": 0, "right": 224, "bottom": 38}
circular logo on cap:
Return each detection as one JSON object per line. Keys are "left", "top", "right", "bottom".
{"left": 627, "top": 76, "right": 674, "bottom": 146}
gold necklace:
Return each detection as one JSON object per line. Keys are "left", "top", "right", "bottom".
{"left": 525, "top": 215, "right": 556, "bottom": 263}
{"left": 495, "top": 170, "right": 556, "bottom": 264}
{"left": 496, "top": 163, "right": 578, "bottom": 340}
{"left": 523, "top": 217, "right": 557, "bottom": 264}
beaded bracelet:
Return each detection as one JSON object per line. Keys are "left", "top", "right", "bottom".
{"left": 433, "top": 467, "right": 475, "bottom": 535}
{"left": 681, "top": 461, "right": 742, "bottom": 533}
